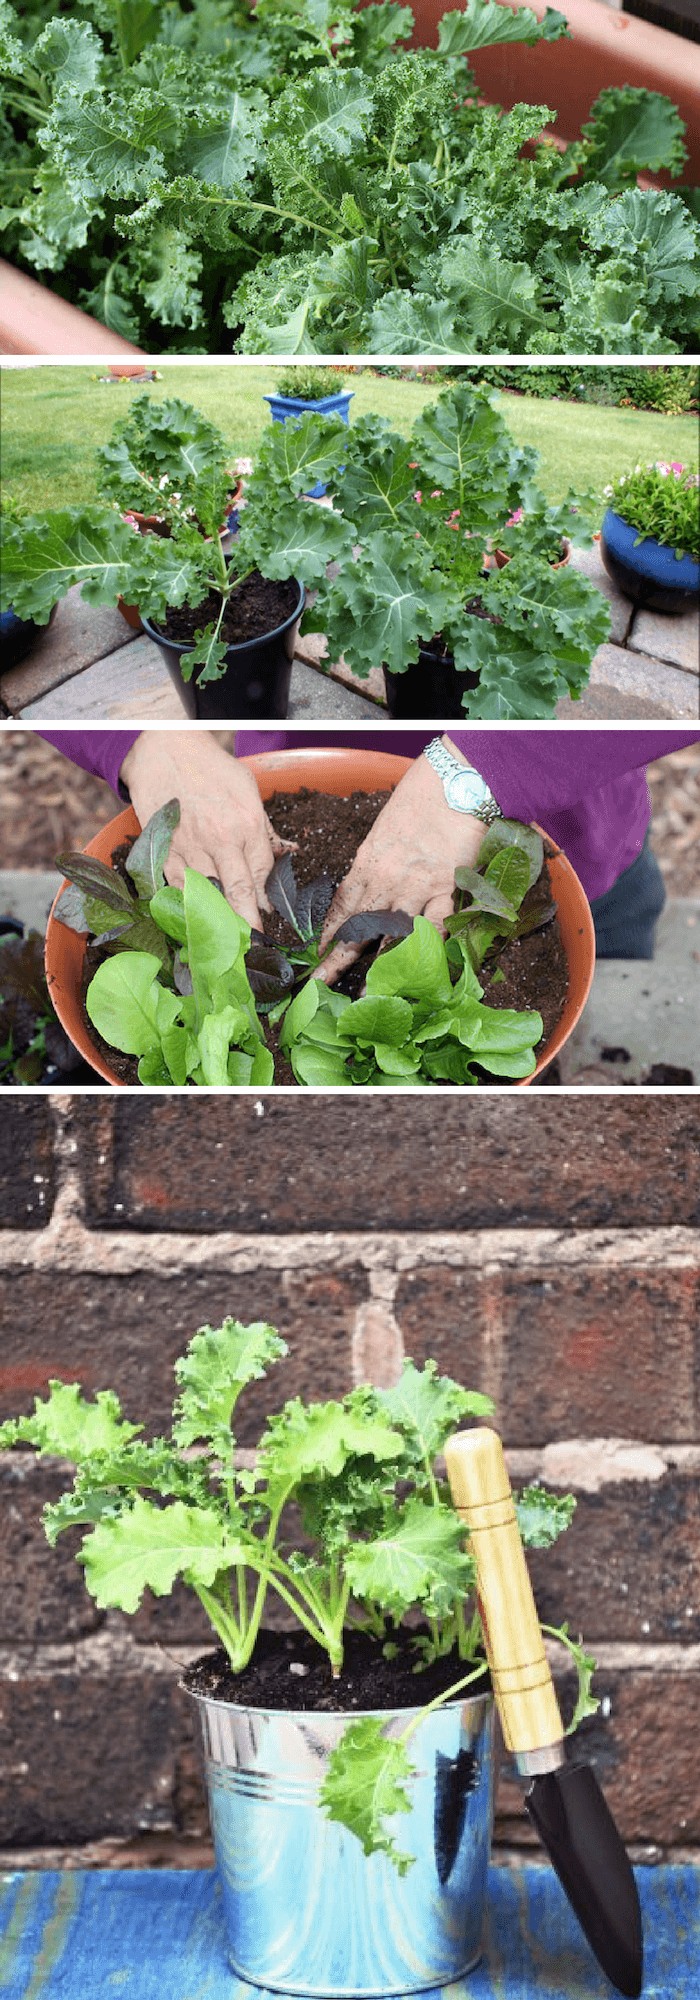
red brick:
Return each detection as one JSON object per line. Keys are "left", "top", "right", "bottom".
{"left": 0, "top": 1268, "right": 364, "bottom": 1444}
{"left": 0, "top": 1103, "right": 55, "bottom": 1227}
{"left": 79, "top": 1099, "right": 700, "bottom": 1233}
{"left": 495, "top": 1666, "right": 700, "bottom": 1850}
{"left": 0, "top": 1658, "right": 195, "bottom": 1847}
{"left": 500, "top": 1267, "right": 698, "bottom": 1443}
{"left": 0, "top": 1458, "right": 102, "bottom": 1644}
{"left": 395, "top": 1268, "right": 490, "bottom": 1394}
{"left": 526, "top": 1471, "right": 700, "bottom": 1645}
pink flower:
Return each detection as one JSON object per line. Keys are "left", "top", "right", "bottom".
{"left": 408, "top": 461, "right": 418, "bottom": 470}
{"left": 671, "top": 462, "right": 684, "bottom": 477}
{"left": 414, "top": 490, "right": 423, "bottom": 503}
{"left": 430, "top": 489, "right": 442, "bottom": 498}
{"left": 506, "top": 508, "right": 524, "bottom": 527}
{"left": 656, "top": 462, "right": 670, "bottom": 477}
{"left": 446, "top": 509, "right": 460, "bottom": 522}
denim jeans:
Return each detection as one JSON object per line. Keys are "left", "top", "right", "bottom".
{"left": 590, "top": 834, "right": 667, "bottom": 960}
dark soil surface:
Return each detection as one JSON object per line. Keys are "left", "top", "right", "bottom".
{"left": 183, "top": 1627, "right": 490, "bottom": 1715}
{"left": 152, "top": 572, "right": 299, "bottom": 648}
{"left": 78, "top": 790, "right": 568, "bottom": 1087}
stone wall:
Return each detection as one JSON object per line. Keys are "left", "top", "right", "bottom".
{"left": 1, "top": 1096, "right": 698, "bottom": 1867}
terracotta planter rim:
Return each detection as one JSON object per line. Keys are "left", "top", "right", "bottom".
{"left": 44, "top": 748, "right": 595, "bottom": 1088}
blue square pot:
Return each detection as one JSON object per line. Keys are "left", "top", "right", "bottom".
{"left": 264, "top": 390, "right": 354, "bottom": 497}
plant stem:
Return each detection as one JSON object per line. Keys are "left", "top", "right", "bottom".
{"left": 400, "top": 1658, "right": 489, "bottom": 1749}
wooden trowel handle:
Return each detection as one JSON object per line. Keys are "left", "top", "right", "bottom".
{"left": 444, "top": 1427, "right": 563, "bottom": 1760}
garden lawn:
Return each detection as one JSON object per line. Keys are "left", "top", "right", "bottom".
{"left": 1, "top": 366, "right": 697, "bottom": 515}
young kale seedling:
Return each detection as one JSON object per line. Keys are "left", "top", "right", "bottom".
{"left": 0, "top": 1321, "right": 596, "bottom": 1870}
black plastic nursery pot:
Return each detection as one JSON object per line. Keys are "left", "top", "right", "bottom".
{"left": 384, "top": 642, "right": 480, "bottom": 719}
{"left": 141, "top": 579, "right": 305, "bottom": 721}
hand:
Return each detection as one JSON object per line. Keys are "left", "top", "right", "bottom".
{"left": 318, "top": 738, "right": 488, "bottom": 984}
{"left": 119, "top": 731, "right": 290, "bottom": 929}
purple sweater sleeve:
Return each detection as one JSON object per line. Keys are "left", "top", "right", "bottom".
{"left": 38, "top": 730, "right": 139, "bottom": 797}
{"left": 37, "top": 726, "right": 699, "bottom": 903}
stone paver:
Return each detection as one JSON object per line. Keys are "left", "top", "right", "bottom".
{"left": 21, "top": 636, "right": 187, "bottom": 721}
{"left": 559, "top": 898, "right": 700, "bottom": 1087}
{"left": 19, "top": 631, "right": 379, "bottom": 722}
{"left": 296, "top": 630, "right": 387, "bottom": 706}
{"left": 629, "top": 605, "right": 700, "bottom": 677}
{"left": 0, "top": 588, "right": 135, "bottom": 715}
{"left": 0, "top": 870, "right": 62, "bottom": 932}
{"left": 557, "top": 642, "right": 699, "bottom": 722}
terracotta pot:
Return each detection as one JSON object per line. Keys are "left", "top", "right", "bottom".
{"left": 45, "top": 748, "right": 595, "bottom": 1089}
{"left": 116, "top": 486, "right": 245, "bottom": 629}
{"left": 411, "top": 0, "right": 700, "bottom": 175}
{"left": 493, "top": 536, "right": 572, "bottom": 569}
{"left": 4, "top": 1, "right": 697, "bottom": 352}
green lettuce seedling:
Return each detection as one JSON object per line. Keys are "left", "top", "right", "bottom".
{"left": 55, "top": 800, "right": 558, "bottom": 1086}
{"left": 0, "top": 1322, "right": 595, "bottom": 1871}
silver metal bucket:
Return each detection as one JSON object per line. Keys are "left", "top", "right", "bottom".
{"left": 187, "top": 1679, "right": 494, "bottom": 1996}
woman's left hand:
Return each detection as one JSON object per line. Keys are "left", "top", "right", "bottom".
{"left": 317, "top": 738, "right": 487, "bottom": 985}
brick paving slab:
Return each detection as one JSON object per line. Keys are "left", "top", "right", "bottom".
{"left": 630, "top": 605, "right": 700, "bottom": 677}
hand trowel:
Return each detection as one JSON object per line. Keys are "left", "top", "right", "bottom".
{"left": 444, "top": 1426, "right": 643, "bottom": 1998}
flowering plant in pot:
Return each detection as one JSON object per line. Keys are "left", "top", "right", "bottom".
{"left": 0, "top": 0, "right": 698, "bottom": 355}
{"left": 46, "top": 755, "right": 594, "bottom": 1088}
{"left": 0, "top": 1318, "right": 596, "bottom": 1994}
{"left": 0, "top": 394, "right": 356, "bottom": 721}
{"left": 600, "top": 461, "right": 700, "bottom": 615}
{"left": 241, "top": 381, "right": 610, "bottom": 719}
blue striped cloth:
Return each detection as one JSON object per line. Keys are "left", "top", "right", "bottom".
{"left": 0, "top": 1865, "right": 697, "bottom": 1998}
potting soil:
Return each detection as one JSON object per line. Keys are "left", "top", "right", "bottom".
{"left": 151, "top": 571, "right": 299, "bottom": 646}
{"left": 184, "top": 1626, "right": 491, "bottom": 1714}
{"left": 78, "top": 790, "right": 568, "bottom": 1085}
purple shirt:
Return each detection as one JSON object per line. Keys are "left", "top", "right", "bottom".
{"left": 38, "top": 729, "right": 699, "bottom": 901}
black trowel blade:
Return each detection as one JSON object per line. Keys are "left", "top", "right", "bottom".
{"left": 525, "top": 1762, "right": 643, "bottom": 1998}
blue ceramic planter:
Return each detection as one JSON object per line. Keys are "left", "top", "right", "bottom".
{"left": 0, "top": 606, "right": 43, "bottom": 670}
{"left": 264, "top": 390, "right": 354, "bottom": 497}
{"left": 601, "top": 508, "right": 700, "bottom": 616}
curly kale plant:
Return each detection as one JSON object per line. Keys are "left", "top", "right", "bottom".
{"left": 240, "top": 382, "right": 612, "bottom": 717}
{"left": 0, "top": 0, "right": 697, "bottom": 352}
{"left": 0, "top": 1320, "right": 596, "bottom": 1869}
{"left": 0, "top": 391, "right": 347, "bottom": 687}
{"left": 0, "top": 383, "right": 610, "bottom": 712}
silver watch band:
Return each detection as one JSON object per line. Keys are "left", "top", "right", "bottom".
{"left": 422, "top": 739, "right": 501, "bottom": 823}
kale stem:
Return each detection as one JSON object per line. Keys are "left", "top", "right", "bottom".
{"left": 399, "top": 1658, "right": 489, "bottom": 1748}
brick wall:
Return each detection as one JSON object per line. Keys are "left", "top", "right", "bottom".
{"left": 1, "top": 1095, "right": 698, "bottom": 1869}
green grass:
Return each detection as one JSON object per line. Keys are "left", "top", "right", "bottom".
{"left": 1, "top": 364, "right": 697, "bottom": 514}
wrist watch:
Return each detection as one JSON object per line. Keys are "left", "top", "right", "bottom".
{"left": 422, "top": 739, "right": 501, "bottom": 822}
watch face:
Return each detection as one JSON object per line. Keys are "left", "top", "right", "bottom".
{"left": 445, "top": 767, "right": 488, "bottom": 814}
